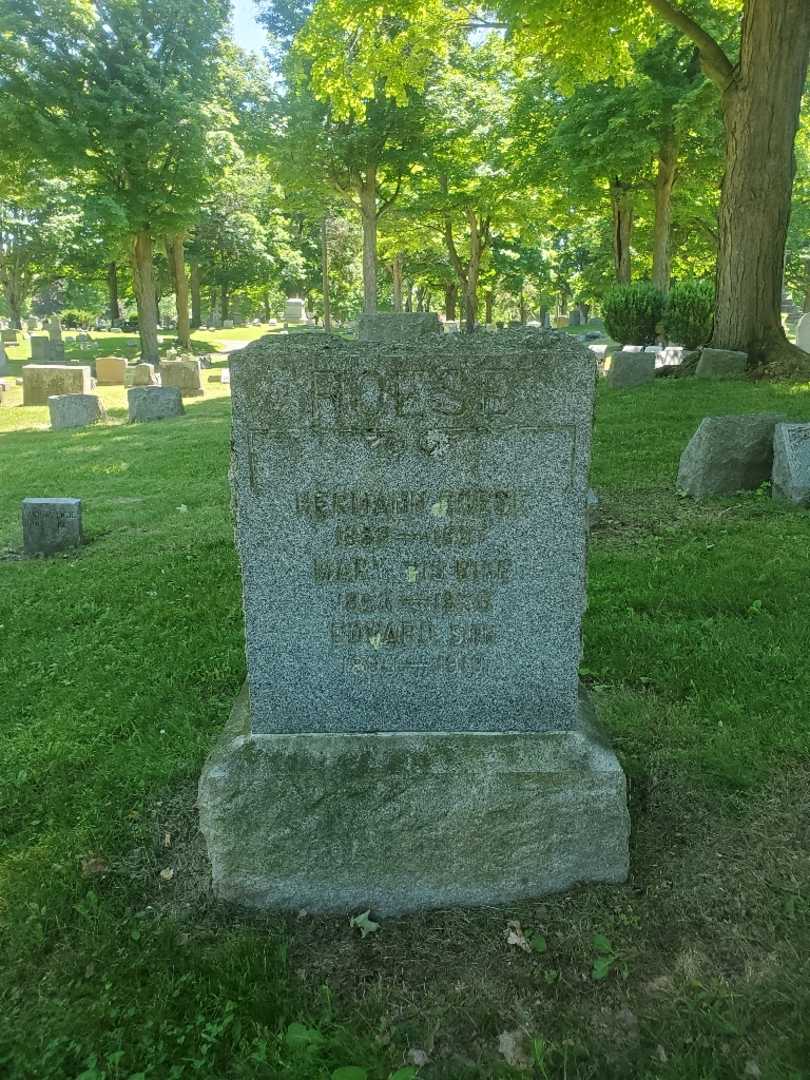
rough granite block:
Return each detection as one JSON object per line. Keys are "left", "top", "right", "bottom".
{"left": 606, "top": 351, "right": 655, "bottom": 389}
{"left": 160, "top": 359, "right": 203, "bottom": 397}
{"left": 48, "top": 393, "right": 106, "bottom": 430}
{"left": 127, "top": 386, "right": 184, "bottom": 422}
{"left": 198, "top": 685, "right": 629, "bottom": 914}
{"left": 677, "top": 413, "right": 784, "bottom": 497}
{"left": 95, "top": 355, "right": 128, "bottom": 385}
{"left": 695, "top": 348, "right": 748, "bottom": 378}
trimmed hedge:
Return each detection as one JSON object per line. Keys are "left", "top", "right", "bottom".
{"left": 602, "top": 283, "right": 665, "bottom": 345}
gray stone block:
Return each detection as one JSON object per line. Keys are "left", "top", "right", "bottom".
{"left": 772, "top": 422, "right": 810, "bottom": 506}
{"left": 198, "top": 685, "right": 630, "bottom": 915}
{"left": 159, "top": 358, "right": 203, "bottom": 397}
{"left": 48, "top": 393, "right": 106, "bottom": 430}
{"left": 695, "top": 348, "right": 748, "bottom": 378}
{"left": 22, "top": 364, "right": 92, "bottom": 405}
{"left": 132, "top": 362, "right": 159, "bottom": 386}
{"left": 127, "top": 386, "right": 184, "bottom": 423}
{"left": 677, "top": 413, "right": 784, "bottom": 497}
{"left": 797, "top": 313, "right": 810, "bottom": 354}
{"left": 1, "top": 328, "right": 18, "bottom": 344}
{"left": 22, "top": 497, "right": 82, "bottom": 556}
{"left": 606, "top": 351, "right": 655, "bottom": 388}
{"left": 358, "top": 311, "right": 442, "bottom": 342}
{"left": 29, "top": 336, "right": 51, "bottom": 363}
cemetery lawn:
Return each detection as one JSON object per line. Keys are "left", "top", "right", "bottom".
{"left": 2, "top": 373, "right": 810, "bottom": 1080}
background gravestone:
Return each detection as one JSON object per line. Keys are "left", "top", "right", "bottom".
{"left": 606, "top": 351, "right": 655, "bottom": 388}
{"left": 22, "top": 498, "right": 82, "bottom": 555}
{"left": 358, "top": 311, "right": 442, "bottom": 342}
{"left": 677, "top": 413, "right": 784, "bottom": 497}
{"left": 284, "top": 298, "right": 307, "bottom": 322}
{"left": 772, "top": 422, "right": 810, "bottom": 506}
{"left": 95, "top": 355, "right": 128, "bottom": 385}
{"left": 48, "top": 393, "right": 106, "bottom": 430}
{"left": 0, "top": 340, "right": 9, "bottom": 375}
{"left": 30, "top": 336, "right": 51, "bottom": 363}
{"left": 127, "top": 386, "right": 184, "bottom": 422}
{"left": 22, "top": 364, "right": 92, "bottom": 405}
{"left": 695, "top": 348, "right": 748, "bottom": 378}
{"left": 160, "top": 358, "right": 203, "bottom": 396}
{"left": 199, "top": 330, "right": 629, "bottom": 914}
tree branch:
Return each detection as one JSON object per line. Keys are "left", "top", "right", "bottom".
{"left": 646, "top": 0, "right": 735, "bottom": 89}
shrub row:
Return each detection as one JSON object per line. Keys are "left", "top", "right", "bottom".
{"left": 602, "top": 280, "right": 714, "bottom": 348}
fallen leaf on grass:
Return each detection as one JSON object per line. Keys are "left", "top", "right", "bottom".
{"left": 349, "top": 910, "right": 380, "bottom": 938}
{"left": 163, "top": 831, "right": 172, "bottom": 848}
{"left": 505, "top": 920, "right": 546, "bottom": 954}
{"left": 497, "top": 1030, "right": 532, "bottom": 1070}
{"left": 159, "top": 867, "right": 174, "bottom": 882}
{"left": 407, "top": 1048, "right": 430, "bottom": 1066}
{"left": 80, "top": 856, "right": 109, "bottom": 877}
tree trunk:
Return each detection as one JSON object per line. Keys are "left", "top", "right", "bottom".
{"left": 445, "top": 283, "right": 457, "bottom": 320}
{"left": 107, "top": 261, "right": 120, "bottom": 324}
{"left": 357, "top": 167, "right": 378, "bottom": 313}
{"left": 221, "top": 286, "right": 230, "bottom": 321}
{"left": 130, "top": 231, "right": 160, "bottom": 364}
{"left": 166, "top": 234, "right": 190, "bottom": 349}
{"left": 4, "top": 277, "right": 23, "bottom": 329}
{"left": 485, "top": 290, "right": 494, "bottom": 324}
{"left": 321, "top": 217, "right": 332, "bottom": 332}
{"left": 610, "top": 179, "right": 634, "bottom": 284}
{"left": 262, "top": 290, "right": 271, "bottom": 322}
{"left": 652, "top": 130, "right": 678, "bottom": 294}
{"left": 405, "top": 283, "right": 413, "bottom": 312}
{"left": 519, "top": 287, "right": 527, "bottom": 324}
{"left": 710, "top": 0, "right": 810, "bottom": 367}
{"left": 190, "top": 260, "right": 201, "bottom": 328}
{"left": 804, "top": 283, "right": 810, "bottom": 315}
{"left": 391, "top": 253, "right": 403, "bottom": 313}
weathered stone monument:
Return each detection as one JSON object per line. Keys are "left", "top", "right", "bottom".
{"left": 95, "top": 355, "right": 128, "bottom": 385}
{"left": 0, "top": 340, "right": 9, "bottom": 376}
{"left": 606, "top": 351, "right": 655, "bottom": 389}
{"left": 127, "top": 386, "right": 184, "bottom": 422}
{"left": 284, "top": 297, "right": 307, "bottom": 323}
{"left": 772, "top": 422, "right": 810, "bottom": 506}
{"left": 358, "top": 312, "right": 442, "bottom": 342}
{"left": 30, "top": 336, "right": 52, "bottom": 363}
{"left": 677, "top": 413, "right": 784, "bottom": 497}
{"left": 48, "top": 393, "right": 106, "bottom": 431}
{"left": 695, "top": 348, "right": 748, "bottom": 378}
{"left": 796, "top": 313, "right": 810, "bottom": 354}
{"left": 198, "top": 330, "right": 629, "bottom": 913}
{"left": 132, "top": 362, "right": 159, "bottom": 386}
{"left": 160, "top": 358, "right": 203, "bottom": 397}
{"left": 23, "top": 364, "right": 92, "bottom": 406}
{"left": 48, "top": 316, "right": 65, "bottom": 363}
{"left": 22, "top": 498, "right": 82, "bottom": 556}
{"left": 1, "top": 328, "right": 18, "bottom": 344}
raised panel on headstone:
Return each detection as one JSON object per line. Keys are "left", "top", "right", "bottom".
{"left": 230, "top": 332, "right": 596, "bottom": 735}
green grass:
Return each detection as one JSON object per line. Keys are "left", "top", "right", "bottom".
{"left": 1, "top": 374, "right": 810, "bottom": 1079}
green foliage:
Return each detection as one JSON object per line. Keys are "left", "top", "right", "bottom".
{"left": 664, "top": 279, "right": 714, "bottom": 348}
{"left": 602, "top": 281, "right": 665, "bottom": 344}
{"left": 59, "top": 308, "right": 96, "bottom": 329}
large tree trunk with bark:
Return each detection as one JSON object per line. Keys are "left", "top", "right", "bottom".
{"left": 357, "top": 167, "right": 378, "bottom": 313}
{"left": 444, "top": 283, "right": 457, "bottom": 320}
{"left": 166, "top": 234, "right": 190, "bottom": 349}
{"left": 130, "top": 231, "right": 160, "bottom": 364}
{"left": 652, "top": 130, "right": 678, "bottom": 293}
{"left": 190, "top": 260, "right": 201, "bottom": 329}
{"left": 221, "top": 286, "right": 230, "bottom": 321}
{"left": 107, "top": 261, "right": 120, "bottom": 324}
{"left": 610, "top": 179, "right": 634, "bottom": 284}
{"left": 391, "top": 252, "right": 403, "bottom": 313}
{"left": 485, "top": 290, "right": 494, "bottom": 324}
{"left": 710, "top": 0, "right": 810, "bottom": 367}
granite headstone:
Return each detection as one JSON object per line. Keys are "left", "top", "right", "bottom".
{"left": 22, "top": 497, "right": 82, "bottom": 556}
{"left": 198, "top": 330, "right": 629, "bottom": 913}
{"left": 677, "top": 413, "right": 784, "bottom": 497}
{"left": 48, "top": 393, "right": 106, "bottom": 430}
{"left": 606, "top": 351, "right": 655, "bottom": 388}
{"left": 127, "top": 386, "right": 184, "bottom": 422}
{"left": 23, "top": 365, "right": 92, "bottom": 405}
{"left": 796, "top": 313, "right": 810, "bottom": 354}
{"left": 160, "top": 358, "right": 203, "bottom": 397}
{"left": 695, "top": 348, "right": 748, "bottom": 378}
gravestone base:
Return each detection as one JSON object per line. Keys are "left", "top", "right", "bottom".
{"left": 198, "top": 685, "right": 629, "bottom": 915}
